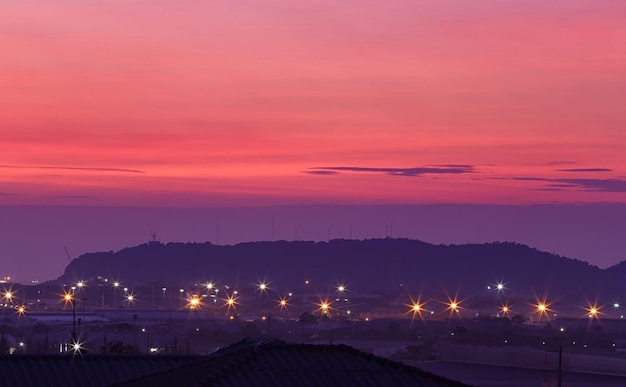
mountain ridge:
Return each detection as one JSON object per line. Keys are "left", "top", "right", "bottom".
{"left": 53, "top": 238, "right": 624, "bottom": 302}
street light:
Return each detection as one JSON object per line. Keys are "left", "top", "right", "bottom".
{"left": 3, "top": 290, "right": 13, "bottom": 303}
{"left": 63, "top": 291, "right": 78, "bottom": 348}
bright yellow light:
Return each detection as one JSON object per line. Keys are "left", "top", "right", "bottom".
{"left": 585, "top": 304, "right": 602, "bottom": 319}
{"left": 64, "top": 293, "right": 73, "bottom": 302}
{"left": 532, "top": 298, "right": 553, "bottom": 321}
{"left": 502, "top": 306, "right": 509, "bottom": 313}
{"left": 113, "top": 282, "right": 120, "bottom": 288}
{"left": 258, "top": 283, "right": 267, "bottom": 291}
{"left": 404, "top": 296, "right": 427, "bottom": 321}
{"left": 322, "top": 302, "right": 329, "bottom": 310}
{"left": 206, "top": 282, "right": 213, "bottom": 290}
{"left": 4, "top": 291, "right": 12, "bottom": 301}
{"left": 189, "top": 297, "right": 201, "bottom": 309}
{"left": 227, "top": 298, "right": 234, "bottom": 305}
{"left": 127, "top": 295, "right": 134, "bottom": 302}
{"left": 338, "top": 285, "right": 345, "bottom": 293}
{"left": 77, "top": 281, "right": 84, "bottom": 288}
{"left": 450, "top": 302, "right": 458, "bottom": 310}
{"left": 278, "top": 298, "right": 288, "bottom": 309}
{"left": 17, "top": 306, "right": 26, "bottom": 315}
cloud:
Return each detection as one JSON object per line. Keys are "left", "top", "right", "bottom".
{"left": 303, "top": 170, "right": 339, "bottom": 175}
{"left": 0, "top": 165, "right": 145, "bottom": 174}
{"left": 308, "top": 165, "right": 475, "bottom": 177}
{"left": 555, "top": 168, "right": 612, "bottom": 172}
{"left": 512, "top": 177, "right": 626, "bottom": 193}
{"left": 46, "top": 195, "right": 95, "bottom": 199}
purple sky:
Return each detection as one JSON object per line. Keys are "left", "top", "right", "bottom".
{"left": 2, "top": 1, "right": 625, "bottom": 283}
{"left": 2, "top": 204, "right": 625, "bottom": 284}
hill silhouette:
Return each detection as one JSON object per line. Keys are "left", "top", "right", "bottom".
{"left": 53, "top": 239, "right": 624, "bottom": 302}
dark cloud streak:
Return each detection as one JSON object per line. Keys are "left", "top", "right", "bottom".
{"left": 309, "top": 165, "right": 475, "bottom": 177}
{"left": 556, "top": 168, "right": 612, "bottom": 172}
{"left": 512, "top": 177, "right": 626, "bottom": 192}
{"left": 0, "top": 164, "right": 145, "bottom": 174}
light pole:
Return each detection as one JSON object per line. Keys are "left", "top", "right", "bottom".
{"left": 558, "top": 327, "right": 564, "bottom": 387}
{"left": 64, "top": 292, "right": 77, "bottom": 345}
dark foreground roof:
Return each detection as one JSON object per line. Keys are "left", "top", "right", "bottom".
{"left": 120, "top": 338, "right": 469, "bottom": 387}
{"left": 0, "top": 354, "right": 202, "bottom": 387}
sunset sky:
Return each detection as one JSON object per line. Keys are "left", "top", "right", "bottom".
{"left": 2, "top": 1, "right": 626, "bottom": 282}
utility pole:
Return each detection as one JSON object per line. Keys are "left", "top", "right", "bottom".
{"left": 557, "top": 327, "right": 564, "bottom": 387}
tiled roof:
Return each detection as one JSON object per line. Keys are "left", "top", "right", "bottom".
{"left": 0, "top": 354, "right": 203, "bottom": 387}
{"left": 121, "top": 338, "right": 469, "bottom": 387}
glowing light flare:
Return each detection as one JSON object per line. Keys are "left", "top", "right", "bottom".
{"left": 532, "top": 297, "right": 553, "bottom": 321}
{"left": 222, "top": 292, "right": 239, "bottom": 313}
{"left": 17, "top": 305, "right": 26, "bottom": 316}
{"left": 76, "top": 281, "right": 85, "bottom": 288}
{"left": 62, "top": 291, "right": 74, "bottom": 305}
{"left": 113, "top": 282, "right": 120, "bottom": 288}
{"left": 403, "top": 295, "right": 428, "bottom": 321}
{"left": 583, "top": 302, "right": 604, "bottom": 319}
{"left": 206, "top": 282, "right": 214, "bottom": 290}
{"left": 126, "top": 294, "right": 136, "bottom": 304}
{"left": 316, "top": 298, "right": 333, "bottom": 314}
{"left": 278, "top": 297, "right": 288, "bottom": 311}
{"left": 3, "top": 290, "right": 13, "bottom": 302}
{"left": 442, "top": 294, "right": 464, "bottom": 318}
{"left": 71, "top": 340, "right": 83, "bottom": 355}
{"left": 188, "top": 296, "right": 201, "bottom": 310}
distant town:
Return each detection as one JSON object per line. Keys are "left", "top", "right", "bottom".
{"left": 2, "top": 239, "right": 626, "bottom": 385}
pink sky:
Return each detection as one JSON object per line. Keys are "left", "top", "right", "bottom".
{"left": 2, "top": 0, "right": 626, "bottom": 206}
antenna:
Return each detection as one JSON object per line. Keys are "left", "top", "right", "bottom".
{"left": 149, "top": 232, "right": 160, "bottom": 245}
{"left": 64, "top": 247, "right": 73, "bottom": 264}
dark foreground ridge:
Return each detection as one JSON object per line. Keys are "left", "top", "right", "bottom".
{"left": 0, "top": 338, "right": 469, "bottom": 387}
{"left": 55, "top": 238, "right": 624, "bottom": 300}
